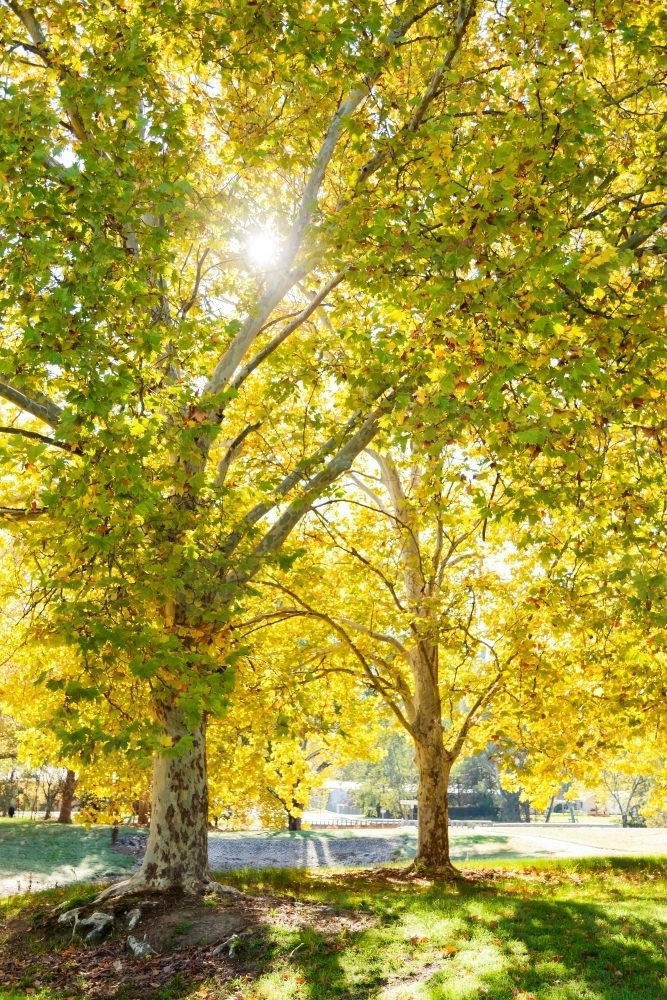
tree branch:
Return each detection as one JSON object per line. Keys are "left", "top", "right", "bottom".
{"left": 618, "top": 204, "right": 667, "bottom": 253}
{"left": 219, "top": 389, "right": 389, "bottom": 560}
{"left": 214, "top": 421, "right": 262, "bottom": 488}
{"left": 0, "top": 426, "right": 74, "bottom": 452}
{"left": 0, "top": 506, "right": 47, "bottom": 520}
{"left": 247, "top": 395, "right": 394, "bottom": 567}
{"left": 448, "top": 670, "right": 503, "bottom": 761}
{"left": 356, "top": 0, "right": 477, "bottom": 185}
{"left": 338, "top": 616, "right": 409, "bottom": 657}
{"left": 6, "top": 1, "right": 89, "bottom": 143}
{"left": 230, "top": 267, "right": 349, "bottom": 391}
{"left": 259, "top": 580, "right": 415, "bottom": 735}
{"left": 0, "top": 381, "right": 62, "bottom": 428}
{"left": 203, "top": 6, "right": 438, "bottom": 399}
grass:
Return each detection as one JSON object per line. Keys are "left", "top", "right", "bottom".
{"left": 2, "top": 857, "right": 667, "bottom": 1000}
{"left": 0, "top": 819, "right": 135, "bottom": 889}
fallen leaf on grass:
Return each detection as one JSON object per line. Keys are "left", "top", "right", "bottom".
{"left": 442, "top": 946, "right": 457, "bottom": 956}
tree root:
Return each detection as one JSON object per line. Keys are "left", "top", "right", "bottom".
{"left": 404, "top": 859, "right": 463, "bottom": 880}
{"left": 94, "top": 870, "right": 243, "bottom": 904}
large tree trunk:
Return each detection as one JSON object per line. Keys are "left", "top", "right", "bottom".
{"left": 97, "top": 701, "right": 214, "bottom": 900}
{"left": 287, "top": 813, "right": 302, "bottom": 831}
{"left": 57, "top": 769, "right": 77, "bottom": 824}
{"left": 414, "top": 736, "right": 455, "bottom": 872}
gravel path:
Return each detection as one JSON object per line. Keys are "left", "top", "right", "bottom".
{"left": 207, "top": 834, "right": 411, "bottom": 870}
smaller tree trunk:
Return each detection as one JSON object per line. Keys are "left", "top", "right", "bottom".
{"left": 287, "top": 813, "right": 302, "bottom": 831}
{"left": 545, "top": 796, "right": 555, "bottom": 823}
{"left": 57, "top": 769, "right": 77, "bottom": 824}
{"left": 136, "top": 795, "right": 150, "bottom": 826}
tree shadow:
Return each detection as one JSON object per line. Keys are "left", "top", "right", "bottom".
{"left": 252, "top": 868, "right": 667, "bottom": 1000}
{"left": 0, "top": 820, "right": 133, "bottom": 884}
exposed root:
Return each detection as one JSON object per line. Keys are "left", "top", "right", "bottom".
{"left": 94, "top": 872, "right": 242, "bottom": 904}
{"left": 404, "top": 860, "right": 463, "bottom": 881}
{"left": 94, "top": 873, "right": 156, "bottom": 903}
{"left": 205, "top": 880, "right": 243, "bottom": 898}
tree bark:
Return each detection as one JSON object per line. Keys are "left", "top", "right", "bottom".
{"left": 57, "top": 769, "right": 76, "bottom": 824}
{"left": 138, "top": 702, "right": 210, "bottom": 891}
{"left": 136, "top": 795, "right": 150, "bottom": 826}
{"left": 413, "top": 733, "right": 455, "bottom": 873}
{"left": 287, "top": 813, "right": 302, "bottom": 831}
{"left": 97, "top": 701, "right": 213, "bottom": 900}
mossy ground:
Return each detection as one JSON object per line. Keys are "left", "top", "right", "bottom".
{"left": 1, "top": 857, "right": 666, "bottom": 1000}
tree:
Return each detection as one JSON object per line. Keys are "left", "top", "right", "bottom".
{"left": 256, "top": 442, "right": 599, "bottom": 870}
{"left": 339, "top": 727, "right": 418, "bottom": 819}
{"left": 2, "top": 0, "right": 667, "bottom": 894}
{"left": 57, "top": 769, "right": 77, "bottom": 824}
{"left": 207, "top": 608, "right": 383, "bottom": 830}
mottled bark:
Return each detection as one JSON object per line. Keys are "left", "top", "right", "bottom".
{"left": 138, "top": 701, "right": 210, "bottom": 890}
{"left": 57, "top": 769, "right": 76, "bottom": 824}
{"left": 414, "top": 733, "right": 455, "bottom": 872}
{"left": 97, "top": 701, "right": 212, "bottom": 900}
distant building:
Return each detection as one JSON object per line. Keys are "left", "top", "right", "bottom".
{"left": 319, "top": 780, "right": 362, "bottom": 815}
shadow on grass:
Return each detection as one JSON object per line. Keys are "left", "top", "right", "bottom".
{"left": 0, "top": 820, "right": 133, "bottom": 883}
{"left": 223, "top": 860, "right": 667, "bottom": 1000}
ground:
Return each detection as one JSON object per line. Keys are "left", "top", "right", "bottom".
{"left": 0, "top": 822, "right": 134, "bottom": 896}
{"left": 1, "top": 859, "right": 667, "bottom": 1000}
{"left": 2, "top": 821, "right": 667, "bottom": 1000}
{"left": 2, "top": 820, "right": 666, "bottom": 895}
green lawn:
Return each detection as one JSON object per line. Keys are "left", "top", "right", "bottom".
{"left": 0, "top": 819, "right": 134, "bottom": 893}
{"left": 1, "top": 857, "right": 666, "bottom": 1000}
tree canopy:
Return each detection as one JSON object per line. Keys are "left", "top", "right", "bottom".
{"left": 2, "top": 0, "right": 667, "bottom": 881}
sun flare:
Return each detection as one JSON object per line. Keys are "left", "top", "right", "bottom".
{"left": 246, "top": 229, "right": 279, "bottom": 269}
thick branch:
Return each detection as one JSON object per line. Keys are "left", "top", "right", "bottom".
{"left": 0, "top": 382, "right": 62, "bottom": 428}
{"left": 230, "top": 268, "right": 348, "bottom": 391}
{"left": 220, "top": 391, "right": 388, "bottom": 560}
{"left": 203, "top": 6, "right": 436, "bottom": 399}
{"left": 0, "top": 506, "right": 47, "bottom": 520}
{"left": 367, "top": 448, "right": 425, "bottom": 596}
{"left": 618, "top": 204, "right": 667, "bottom": 253}
{"left": 338, "top": 617, "right": 409, "bottom": 657}
{"left": 248, "top": 397, "right": 393, "bottom": 566}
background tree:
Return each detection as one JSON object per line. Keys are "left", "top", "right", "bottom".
{"left": 339, "top": 727, "right": 418, "bottom": 819}
{"left": 256, "top": 442, "right": 602, "bottom": 871}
